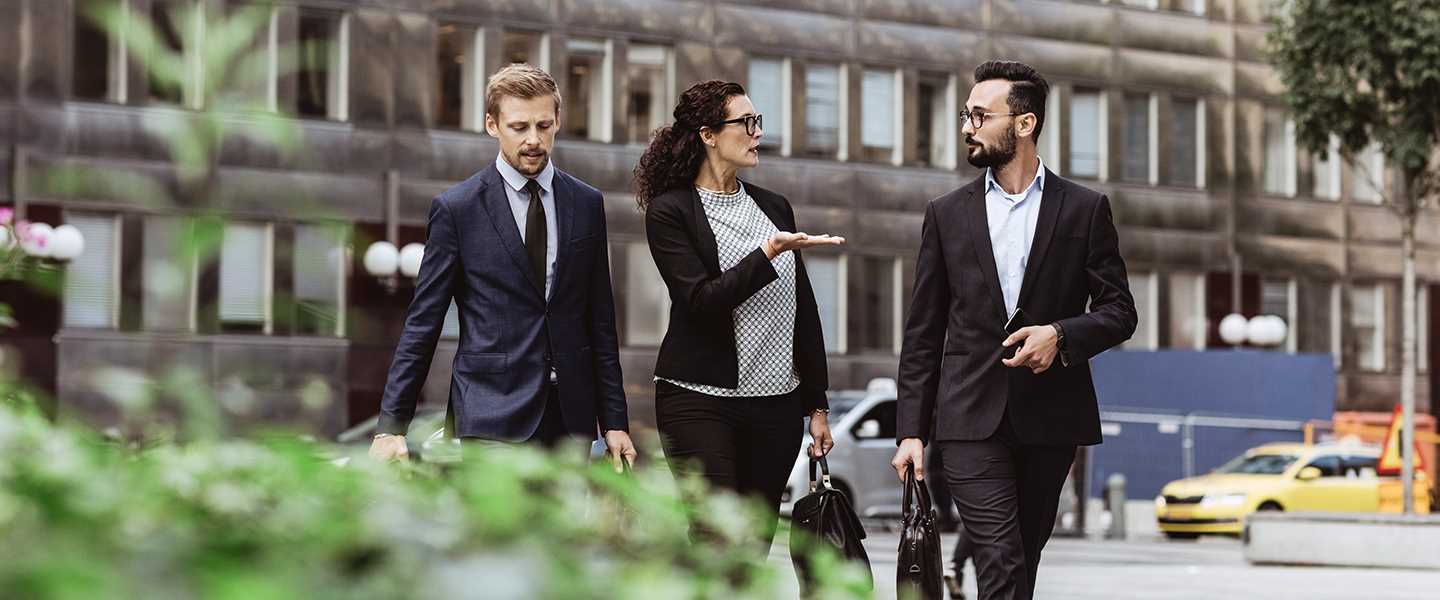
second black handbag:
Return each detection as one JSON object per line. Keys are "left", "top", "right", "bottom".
{"left": 789, "top": 456, "right": 873, "bottom": 595}
{"left": 897, "top": 463, "right": 943, "bottom": 599}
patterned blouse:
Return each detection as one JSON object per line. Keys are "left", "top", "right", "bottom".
{"left": 659, "top": 183, "right": 802, "bottom": 397}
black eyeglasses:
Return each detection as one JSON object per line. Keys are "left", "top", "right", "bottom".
{"left": 960, "top": 109, "right": 1021, "bottom": 129}
{"left": 715, "top": 114, "right": 763, "bottom": 136}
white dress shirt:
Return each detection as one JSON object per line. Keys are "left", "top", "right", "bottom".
{"left": 495, "top": 155, "right": 558, "bottom": 299}
{"left": 985, "top": 158, "right": 1046, "bottom": 318}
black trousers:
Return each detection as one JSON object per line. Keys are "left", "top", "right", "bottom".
{"left": 654, "top": 380, "right": 803, "bottom": 553}
{"left": 937, "top": 413, "right": 1075, "bottom": 600}
{"left": 928, "top": 442, "right": 975, "bottom": 576}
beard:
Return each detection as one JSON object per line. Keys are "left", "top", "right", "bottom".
{"left": 508, "top": 147, "right": 550, "bottom": 177}
{"left": 965, "top": 127, "right": 1018, "bottom": 169}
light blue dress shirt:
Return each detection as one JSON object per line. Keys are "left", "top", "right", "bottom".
{"left": 495, "top": 155, "right": 558, "bottom": 299}
{"left": 985, "top": 158, "right": 1046, "bottom": 318}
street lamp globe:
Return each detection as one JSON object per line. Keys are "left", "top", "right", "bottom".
{"left": 398, "top": 243, "right": 424, "bottom": 278}
{"left": 48, "top": 224, "right": 85, "bottom": 261}
{"left": 363, "top": 241, "right": 399, "bottom": 277}
{"left": 1219, "top": 313, "right": 1248, "bottom": 346}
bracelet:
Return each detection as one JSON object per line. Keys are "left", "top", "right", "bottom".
{"left": 373, "top": 433, "right": 398, "bottom": 440}
{"left": 809, "top": 408, "right": 830, "bottom": 416}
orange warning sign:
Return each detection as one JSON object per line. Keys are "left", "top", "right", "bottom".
{"left": 1377, "top": 404, "right": 1427, "bottom": 476}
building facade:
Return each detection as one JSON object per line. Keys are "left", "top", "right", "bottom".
{"left": 1, "top": 0, "right": 1436, "bottom": 434}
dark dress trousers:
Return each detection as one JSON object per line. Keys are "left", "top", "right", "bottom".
{"left": 378, "top": 163, "right": 628, "bottom": 441}
{"left": 897, "top": 169, "right": 1136, "bottom": 600}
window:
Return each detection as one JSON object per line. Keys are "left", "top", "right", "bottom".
{"left": 803, "top": 63, "right": 842, "bottom": 158}
{"left": 295, "top": 9, "right": 347, "bottom": 120}
{"left": 625, "top": 44, "right": 671, "bottom": 145}
{"left": 142, "top": 216, "right": 196, "bottom": 332}
{"left": 1124, "top": 272, "right": 1158, "bottom": 350}
{"left": 851, "top": 400, "right": 898, "bottom": 440}
{"left": 500, "top": 30, "right": 545, "bottom": 70}
{"left": 861, "top": 68, "right": 900, "bottom": 163}
{"left": 293, "top": 223, "right": 346, "bottom": 337}
{"left": 1122, "top": 93, "right": 1155, "bottom": 184}
{"left": 747, "top": 57, "right": 787, "bottom": 152}
{"left": 1174, "top": 0, "right": 1207, "bottom": 15}
{"left": 73, "top": 0, "right": 126, "bottom": 102}
{"left": 806, "top": 254, "right": 846, "bottom": 353}
{"left": 1304, "top": 455, "right": 1343, "bottom": 478}
{"left": 146, "top": 1, "right": 199, "bottom": 106}
{"left": 63, "top": 213, "right": 119, "bottom": 328}
{"left": 1167, "top": 273, "right": 1205, "bottom": 349}
{"left": 1418, "top": 285, "right": 1429, "bottom": 373}
{"left": 1114, "top": 0, "right": 1160, "bottom": 8}
{"left": 1351, "top": 284, "right": 1385, "bottom": 371}
{"left": 442, "top": 300, "right": 460, "bottom": 339}
{"left": 916, "top": 72, "right": 955, "bottom": 168}
{"left": 1168, "top": 97, "right": 1204, "bottom": 188}
{"left": 1038, "top": 86, "right": 1062, "bottom": 173}
{"left": 435, "top": 23, "right": 478, "bottom": 130}
{"left": 1331, "top": 283, "right": 1343, "bottom": 367}
{"left": 1312, "top": 135, "right": 1341, "bottom": 200}
{"left": 219, "top": 223, "right": 271, "bottom": 332}
{"left": 1341, "top": 456, "right": 1379, "bottom": 479}
{"left": 1261, "top": 277, "right": 1297, "bottom": 352}
{"left": 563, "top": 38, "right": 613, "bottom": 142}
{"left": 621, "top": 242, "right": 668, "bottom": 346}
{"left": 1354, "top": 143, "right": 1385, "bottom": 204}
{"left": 1068, "top": 88, "right": 1104, "bottom": 179}
{"left": 1262, "top": 108, "right": 1297, "bottom": 196}
{"left": 851, "top": 256, "right": 900, "bottom": 353}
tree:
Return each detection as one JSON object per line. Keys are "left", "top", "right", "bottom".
{"left": 1268, "top": 0, "right": 1440, "bottom": 513}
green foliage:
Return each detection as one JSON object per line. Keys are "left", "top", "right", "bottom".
{"left": 1267, "top": 0, "right": 1440, "bottom": 204}
{"left": 0, "top": 401, "right": 869, "bottom": 599}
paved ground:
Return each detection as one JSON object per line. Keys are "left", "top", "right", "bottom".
{"left": 768, "top": 527, "right": 1440, "bottom": 599}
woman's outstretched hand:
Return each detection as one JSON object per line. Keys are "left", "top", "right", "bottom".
{"left": 764, "top": 231, "right": 846, "bottom": 258}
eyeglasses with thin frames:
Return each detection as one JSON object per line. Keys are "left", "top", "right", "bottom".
{"left": 959, "top": 109, "right": 1022, "bottom": 130}
{"left": 715, "top": 114, "right": 763, "bottom": 136}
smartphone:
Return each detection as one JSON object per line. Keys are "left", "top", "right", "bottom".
{"left": 1003, "top": 308, "right": 1028, "bottom": 360}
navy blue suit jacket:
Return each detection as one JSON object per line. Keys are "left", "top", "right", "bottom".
{"left": 378, "top": 163, "right": 629, "bottom": 441}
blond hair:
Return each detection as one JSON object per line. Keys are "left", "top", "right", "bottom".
{"left": 485, "top": 63, "right": 562, "bottom": 119}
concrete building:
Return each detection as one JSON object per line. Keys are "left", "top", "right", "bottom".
{"left": 0, "top": 0, "right": 1435, "bottom": 435}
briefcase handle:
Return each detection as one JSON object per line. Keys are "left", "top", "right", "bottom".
{"left": 901, "top": 463, "right": 933, "bottom": 520}
{"left": 809, "top": 455, "right": 834, "bottom": 493}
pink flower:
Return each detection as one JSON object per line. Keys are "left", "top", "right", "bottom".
{"left": 0, "top": 207, "right": 11, "bottom": 226}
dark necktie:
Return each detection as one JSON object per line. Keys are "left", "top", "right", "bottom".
{"left": 523, "top": 178, "right": 547, "bottom": 293}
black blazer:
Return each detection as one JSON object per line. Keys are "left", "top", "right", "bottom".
{"left": 644, "top": 181, "right": 830, "bottom": 413}
{"left": 378, "top": 163, "right": 629, "bottom": 441}
{"left": 896, "top": 170, "right": 1136, "bottom": 447}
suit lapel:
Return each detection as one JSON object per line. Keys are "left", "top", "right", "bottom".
{"left": 550, "top": 171, "right": 575, "bottom": 303}
{"left": 478, "top": 165, "right": 544, "bottom": 298}
{"left": 1016, "top": 170, "right": 1065, "bottom": 310}
{"left": 965, "top": 183, "right": 1008, "bottom": 322}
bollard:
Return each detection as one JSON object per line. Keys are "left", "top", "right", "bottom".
{"left": 1106, "top": 473, "right": 1127, "bottom": 540}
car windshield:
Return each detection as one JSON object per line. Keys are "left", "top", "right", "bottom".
{"left": 825, "top": 392, "right": 870, "bottom": 420}
{"left": 1213, "top": 453, "right": 1299, "bottom": 475}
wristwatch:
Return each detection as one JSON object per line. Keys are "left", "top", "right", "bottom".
{"left": 1051, "top": 322, "right": 1071, "bottom": 368}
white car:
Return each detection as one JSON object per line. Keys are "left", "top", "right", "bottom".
{"left": 781, "top": 378, "right": 905, "bottom": 518}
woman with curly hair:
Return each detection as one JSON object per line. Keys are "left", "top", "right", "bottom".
{"left": 635, "top": 80, "right": 845, "bottom": 552}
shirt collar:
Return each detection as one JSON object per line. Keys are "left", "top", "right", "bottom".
{"left": 495, "top": 154, "right": 555, "bottom": 195}
{"left": 985, "top": 157, "right": 1046, "bottom": 197}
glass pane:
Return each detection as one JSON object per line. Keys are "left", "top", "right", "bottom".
{"left": 1123, "top": 272, "right": 1155, "bottom": 350}
{"left": 1420, "top": 286, "right": 1430, "bottom": 373}
{"left": 916, "top": 73, "right": 949, "bottom": 167}
{"left": 861, "top": 69, "right": 895, "bottom": 150}
{"left": 1068, "top": 90, "right": 1101, "bottom": 178}
{"left": 804, "top": 64, "right": 841, "bottom": 155}
{"left": 1262, "top": 108, "right": 1292, "bottom": 195}
{"left": 564, "top": 38, "right": 608, "bottom": 142}
{"left": 220, "top": 223, "right": 268, "bottom": 326}
{"left": 147, "top": 1, "right": 187, "bottom": 104}
{"left": 624, "top": 243, "right": 668, "bottom": 346}
{"left": 852, "top": 256, "right": 896, "bottom": 352}
{"left": 1355, "top": 144, "right": 1384, "bottom": 203}
{"left": 1261, "top": 278, "right": 1290, "bottom": 319}
{"left": 1167, "top": 273, "right": 1203, "bottom": 349}
{"left": 807, "top": 255, "right": 842, "bottom": 353}
{"left": 143, "top": 216, "right": 194, "bottom": 331}
{"left": 294, "top": 224, "right": 345, "bottom": 336}
{"left": 435, "top": 23, "right": 471, "bottom": 129}
{"left": 73, "top": 2, "right": 112, "bottom": 101}
{"left": 626, "top": 45, "right": 668, "bottom": 144}
{"left": 748, "top": 58, "right": 784, "bottom": 149}
{"left": 1351, "top": 285, "right": 1382, "bottom": 371}
{"left": 501, "top": 31, "right": 541, "bottom": 67}
{"left": 1313, "top": 137, "right": 1340, "bottom": 200}
{"left": 1122, "top": 93, "right": 1149, "bottom": 183}
{"left": 1169, "top": 98, "right": 1198, "bottom": 187}
{"left": 296, "top": 10, "right": 341, "bottom": 118}
{"left": 63, "top": 214, "right": 117, "bottom": 328}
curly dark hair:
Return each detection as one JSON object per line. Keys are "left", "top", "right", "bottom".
{"left": 632, "top": 80, "right": 747, "bottom": 211}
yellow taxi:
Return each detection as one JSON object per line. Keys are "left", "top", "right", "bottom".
{"left": 1154, "top": 442, "right": 1430, "bottom": 539}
